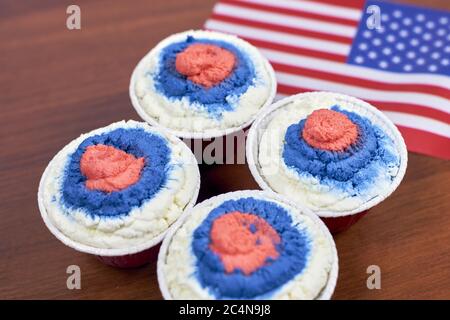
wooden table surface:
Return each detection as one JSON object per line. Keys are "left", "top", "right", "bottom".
{"left": 1, "top": 0, "right": 449, "bottom": 300}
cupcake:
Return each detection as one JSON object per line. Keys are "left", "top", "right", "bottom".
{"left": 130, "top": 30, "right": 276, "bottom": 138}
{"left": 38, "top": 120, "right": 200, "bottom": 267}
{"left": 247, "top": 92, "right": 407, "bottom": 233}
{"left": 158, "top": 190, "right": 337, "bottom": 300}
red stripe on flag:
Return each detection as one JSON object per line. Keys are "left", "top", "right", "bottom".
{"left": 397, "top": 126, "right": 450, "bottom": 160}
{"left": 277, "top": 83, "right": 450, "bottom": 123}
{"left": 277, "top": 83, "right": 325, "bottom": 95}
{"left": 272, "top": 62, "right": 450, "bottom": 104}
{"left": 313, "top": 0, "right": 365, "bottom": 10}
{"left": 220, "top": 0, "right": 360, "bottom": 26}
{"left": 210, "top": 13, "right": 354, "bottom": 44}
{"left": 365, "top": 101, "right": 450, "bottom": 125}
{"left": 207, "top": 33, "right": 348, "bottom": 62}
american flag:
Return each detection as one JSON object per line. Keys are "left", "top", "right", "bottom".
{"left": 205, "top": 0, "right": 450, "bottom": 159}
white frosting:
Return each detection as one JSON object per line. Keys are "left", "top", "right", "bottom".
{"left": 162, "top": 193, "right": 333, "bottom": 300}
{"left": 41, "top": 121, "right": 199, "bottom": 249}
{"left": 134, "top": 30, "right": 273, "bottom": 133}
{"left": 257, "top": 95, "right": 400, "bottom": 213}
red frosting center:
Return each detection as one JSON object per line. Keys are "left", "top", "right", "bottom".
{"left": 175, "top": 43, "right": 235, "bottom": 88}
{"left": 302, "top": 109, "right": 358, "bottom": 151}
{"left": 209, "top": 211, "right": 280, "bottom": 275}
{"left": 80, "top": 144, "right": 145, "bottom": 193}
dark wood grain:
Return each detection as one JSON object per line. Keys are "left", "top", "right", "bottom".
{"left": 0, "top": 0, "right": 449, "bottom": 300}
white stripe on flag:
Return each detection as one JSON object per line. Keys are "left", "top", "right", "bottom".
{"left": 239, "top": 0, "right": 362, "bottom": 20}
{"left": 260, "top": 48, "right": 450, "bottom": 91}
{"left": 276, "top": 72, "right": 450, "bottom": 115}
{"left": 383, "top": 111, "right": 450, "bottom": 138}
{"left": 213, "top": 3, "right": 357, "bottom": 38}
{"left": 205, "top": 20, "right": 351, "bottom": 55}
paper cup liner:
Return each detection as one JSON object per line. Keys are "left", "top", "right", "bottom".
{"left": 321, "top": 211, "right": 368, "bottom": 234}
{"left": 157, "top": 190, "right": 339, "bottom": 300}
{"left": 37, "top": 122, "right": 201, "bottom": 268}
{"left": 129, "top": 30, "right": 277, "bottom": 140}
{"left": 246, "top": 91, "right": 408, "bottom": 233}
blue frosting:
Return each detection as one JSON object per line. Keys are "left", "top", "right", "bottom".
{"left": 152, "top": 36, "right": 255, "bottom": 119}
{"left": 61, "top": 128, "right": 171, "bottom": 218}
{"left": 283, "top": 106, "right": 399, "bottom": 195}
{"left": 192, "top": 197, "right": 311, "bottom": 299}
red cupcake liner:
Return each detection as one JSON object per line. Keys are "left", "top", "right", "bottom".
{"left": 320, "top": 211, "right": 368, "bottom": 234}
{"left": 96, "top": 243, "right": 161, "bottom": 268}
{"left": 182, "top": 125, "right": 250, "bottom": 165}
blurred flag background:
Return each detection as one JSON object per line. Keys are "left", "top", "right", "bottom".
{"left": 205, "top": 0, "right": 450, "bottom": 159}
